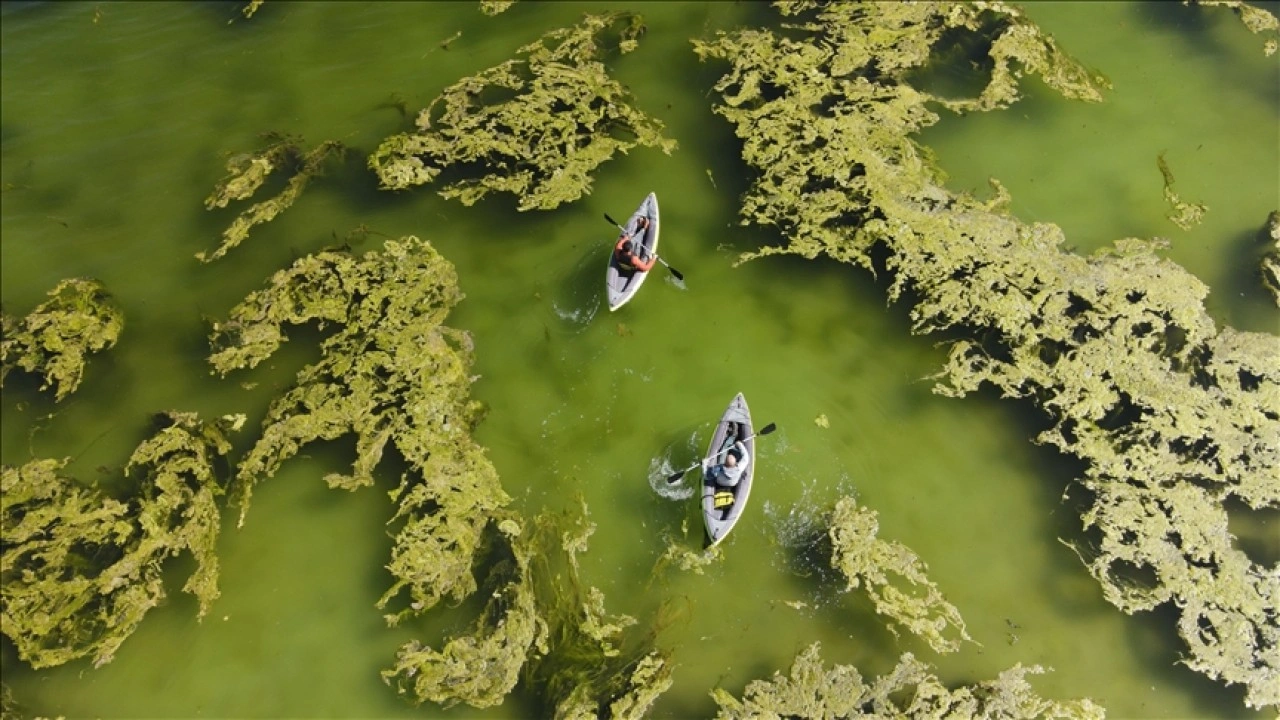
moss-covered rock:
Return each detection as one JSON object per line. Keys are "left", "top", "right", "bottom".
{"left": 0, "top": 412, "right": 240, "bottom": 669}
{"left": 369, "top": 12, "right": 675, "bottom": 210}
{"left": 1, "top": 279, "right": 123, "bottom": 401}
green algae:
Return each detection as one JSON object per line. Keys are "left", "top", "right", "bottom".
{"left": 199, "top": 134, "right": 347, "bottom": 262}
{"left": 711, "top": 641, "right": 1103, "bottom": 720}
{"left": 1157, "top": 152, "right": 1208, "bottom": 231}
{"left": 1262, "top": 211, "right": 1279, "bottom": 306}
{"left": 1192, "top": 0, "right": 1280, "bottom": 55}
{"left": 0, "top": 411, "right": 240, "bottom": 670}
{"left": 1, "top": 279, "right": 123, "bottom": 402}
{"left": 383, "top": 502, "right": 671, "bottom": 716}
{"left": 827, "top": 497, "right": 973, "bottom": 655}
{"left": 695, "top": 1, "right": 1279, "bottom": 709}
{"left": 479, "top": 0, "right": 516, "bottom": 16}
{"left": 208, "top": 235, "right": 511, "bottom": 619}
{"left": 383, "top": 515, "right": 547, "bottom": 709}
{"left": 368, "top": 12, "right": 675, "bottom": 210}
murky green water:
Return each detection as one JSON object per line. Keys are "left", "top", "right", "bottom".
{"left": 1, "top": 2, "right": 1275, "bottom": 718}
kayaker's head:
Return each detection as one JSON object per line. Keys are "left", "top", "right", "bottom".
{"left": 623, "top": 239, "right": 637, "bottom": 255}
{"left": 725, "top": 453, "right": 738, "bottom": 467}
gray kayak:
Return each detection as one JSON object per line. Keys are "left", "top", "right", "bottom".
{"left": 701, "top": 392, "right": 755, "bottom": 547}
{"left": 605, "top": 192, "right": 660, "bottom": 311}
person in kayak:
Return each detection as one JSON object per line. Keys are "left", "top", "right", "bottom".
{"left": 614, "top": 216, "right": 655, "bottom": 272}
{"left": 703, "top": 439, "right": 750, "bottom": 487}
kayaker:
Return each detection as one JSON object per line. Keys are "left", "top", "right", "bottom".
{"left": 614, "top": 217, "right": 655, "bottom": 272}
{"left": 703, "top": 440, "right": 750, "bottom": 487}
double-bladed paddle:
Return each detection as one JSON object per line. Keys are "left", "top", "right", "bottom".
{"left": 604, "top": 213, "right": 684, "bottom": 281}
{"left": 666, "top": 422, "right": 777, "bottom": 484}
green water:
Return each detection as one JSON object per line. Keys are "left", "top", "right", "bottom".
{"left": 1, "top": 2, "right": 1275, "bottom": 718}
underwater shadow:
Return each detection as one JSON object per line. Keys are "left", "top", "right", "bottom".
{"left": 1130, "top": 1, "right": 1280, "bottom": 105}
{"left": 1214, "top": 223, "right": 1279, "bottom": 333}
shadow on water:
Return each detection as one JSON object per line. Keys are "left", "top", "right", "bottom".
{"left": 1130, "top": 1, "right": 1280, "bottom": 104}
{"left": 545, "top": 242, "right": 604, "bottom": 335}
{"left": 1215, "top": 223, "right": 1280, "bottom": 334}
{"left": 984, "top": 386, "right": 1270, "bottom": 718}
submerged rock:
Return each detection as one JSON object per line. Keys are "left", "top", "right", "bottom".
{"left": 0, "top": 412, "right": 240, "bottom": 669}
{"left": 696, "top": 1, "right": 1279, "bottom": 709}
{"left": 369, "top": 12, "right": 675, "bottom": 210}
{"left": 1, "top": 278, "right": 123, "bottom": 402}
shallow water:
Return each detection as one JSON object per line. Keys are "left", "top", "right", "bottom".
{"left": 1, "top": 2, "right": 1276, "bottom": 718}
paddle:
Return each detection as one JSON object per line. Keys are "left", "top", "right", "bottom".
{"left": 666, "top": 422, "right": 777, "bottom": 484}
{"left": 603, "top": 213, "right": 684, "bottom": 281}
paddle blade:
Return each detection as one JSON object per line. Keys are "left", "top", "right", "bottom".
{"left": 759, "top": 422, "right": 777, "bottom": 435}
{"left": 604, "top": 213, "right": 622, "bottom": 229}
{"left": 666, "top": 264, "right": 684, "bottom": 281}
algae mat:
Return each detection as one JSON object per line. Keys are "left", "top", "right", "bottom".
{"left": 2, "top": 2, "right": 1276, "bottom": 718}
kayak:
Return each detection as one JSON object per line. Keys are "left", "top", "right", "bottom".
{"left": 701, "top": 392, "right": 755, "bottom": 547}
{"left": 605, "top": 192, "right": 660, "bottom": 311}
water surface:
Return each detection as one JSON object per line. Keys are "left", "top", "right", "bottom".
{"left": 2, "top": 2, "right": 1275, "bottom": 718}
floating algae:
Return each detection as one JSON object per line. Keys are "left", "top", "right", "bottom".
{"left": 383, "top": 516, "right": 547, "bottom": 709}
{"left": 695, "top": 1, "right": 1279, "bottom": 709}
{"left": 1157, "top": 152, "right": 1208, "bottom": 231}
{"left": 0, "top": 279, "right": 123, "bottom": 402}
{"left": 1192, "top": 0, "right": 1280, "bottom": 55}
{"left": 826, "top": 497, "right": 973, "bottom": 655}
{"left": 479, "top": 0, "right": 516, "bottom": 16}
{"left": 208, "top": 235, "right": 511, "bottom": 620}
{"left": 384, "top": 502, "right": 671, "bottom": 716}
{"left": 199, "top": 133, "right": 347, "bottom": 262}
{"left": 0, "top": 411, "right": 240, "bottom": 670}
{"left": 711, "top": 642, "right": 1103, "bottom": 720}
{"left": 1262, "top": 210, "right": 1279, "bottom": 306}
{"left": 369, "top": 12, "right": 675, "bottom": 210}
{"left": 201, "top": 235, "right": 669, "bottom": 714}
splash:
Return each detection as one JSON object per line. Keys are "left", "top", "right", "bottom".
{"left": 648, "top": 427, "right": 705, "bottom": 501}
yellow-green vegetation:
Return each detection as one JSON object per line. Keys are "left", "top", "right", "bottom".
{"left": 695, "top": 1, "right": 1279, "bottom": 709}
{"left": 1157, "top": 152, "right": 1207, "bottom": 231}
{"left": 1263, "top": 211, "right": 1279, "bottom": 306}
{"left": 0, "top": 412, "right": 241, "bottom": 670}
{"left": 712, "top": 642, "right": 1103, "bottom": 719}
{"left": 369, "top": 12, "right": 676, "bottom": 210}
{"left": 479, "top": 0, "right": 515, "bottom": 16}
{"left": 241, "top": 0, "right": 263, "bottom": 19}
{"left": 1, "top": 279, "right": 123, "bottom": 402}
{"left": 208, "top": 235, "right": 510, "bottom": 620}
{"left": 827, "top": 497, "right": 973, "bottom": 654}
{"left": 1192, "top": 0, "right": 1280, "bottom": 55}
{"left": 199, "top": 133, "right": 347, "bottom": 262}
{"left": 384, "top": 503, "right": 671, "bottom": 716}
{"left": 383, "top": 517, "right": 546, "bottom": 709}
